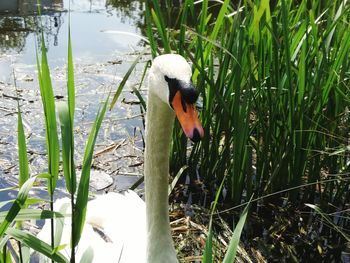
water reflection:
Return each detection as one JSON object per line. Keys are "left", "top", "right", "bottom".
{"left": 106, "top": 0, "right": 144, "bottom": 25}
{"left": 0, "top": 0, "right": 196, "bottom": 55}
{"left": 0, "top": 0, "right": 63, "bottom": 15}
{"left": 0, "top": 0, "right": 64, "bottom": 52}
{"left": 0, "top": 0, "right": 146, "bottom": 190}
{"left": 0, "top": 0, "right": 147, "bottom": 56}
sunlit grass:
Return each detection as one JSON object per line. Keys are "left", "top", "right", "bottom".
{"left": 145, "top": 0, "right": 350, "bottom": 260}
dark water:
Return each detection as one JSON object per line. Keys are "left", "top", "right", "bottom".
{"left": 0, "top": 0, "right": 146, "bottom": 198}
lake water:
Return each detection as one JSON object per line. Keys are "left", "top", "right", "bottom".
{"left": 0, "top": 0, "right": 145, "bottom": 74}
{"left": 0, "top": 0, "right": 147, "bottom": 198}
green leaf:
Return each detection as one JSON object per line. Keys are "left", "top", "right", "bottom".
{"left": 73, "top": 96, "right": 109, "bottom": 246}
{"left": 25, "top": 197, "right": 47, "bottom": 206}
{"left": 145, "top": 2, "right": 158, "bottom": 57}
{"left": 5, "top": 248, "right": 12, "bottom": 263}
{"left": 131, "top": 59, "right": 151, "bottom": 112}
{"left": 132, "top": 87, "right": 146, "bottom": 112}
{"left": 20, "top": 244, "right": 30, "bottom": 263}
{"left": 0, "top": 209, "right": 64, "bottom": 221}
{"left": 150, "top": 8, "right": 170, "bottom": 53}
{"left": 0, "top": 176, "right": 36, "bottom": 236}
{"left": 203, "top": 174, "right": 228, "bottom": 262}
{"left": 57, "top": 102, "right": 76, "bottom": 194}
{"left": 0, "top": 187, "right": 16, "bottom": 193}
{"left": 36, "top": 33, "right": 60, "bottom": 195}
{"left": 64, "top": 27, "right": 77, "bottom": 196}
{"left": 67, "top": 27, "right": 75, "bottom": 126}
{"left": 0, "top": 174, "right": 50, "bottom": 236}
{"left": 0, "top": 243, "right": 12, "bottom": 263}
{"left": 202, "top": 219, "right": 213, "bottom": 263}
{"left": 0, "top": 198, "right": 45, "bottom": 210}
{"left": 0, "top": 235, "right": 9, "bottom": 250}
{"left": 193, "top": 0, "right": 230, "bottom": 80}
{"left": 80, "top": 246, "right": 94, "bottom": 263}
{"left": 54, "top": 202, "right": 70, "bottom": 249}
{"left": 17, "top": 102, "right": 29, "bottom": 188}
{"left": 306, "top": 204, "right": 350, "bottom": 242}
{"left": 110, "top": 49, "right": 147, "bottom": 110}
{"left": 6, "top": 228, "right": 69, "bottom": 263}
{"left": 222, "top": 197, "right": 252, "bottom": 263}
{"left": 168, "top": 165, "right": 188, "bottom": 196}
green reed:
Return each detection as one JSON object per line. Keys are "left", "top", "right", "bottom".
{"left": 0, "top": 6, "right": 108, "bottom": 263}
{"left": 145, "top": 0, "right": 350, "bottom": 259}
{"left": 146, "top": 0, "right": 350, "bottom": 205}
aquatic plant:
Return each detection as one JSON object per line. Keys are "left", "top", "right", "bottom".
{"left": 0, "top": 5, "right": 108, "bottom": 263}
{"left": 143, "top": 0, "right": 350, "bottom": 260}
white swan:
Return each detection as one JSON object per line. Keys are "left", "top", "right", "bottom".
{"left": 37, "top": 54, "right": 204, "bottom": 263}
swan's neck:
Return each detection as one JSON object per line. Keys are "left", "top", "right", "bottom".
{"left": 144, "top": 92, "right": 177, "bottom": 262}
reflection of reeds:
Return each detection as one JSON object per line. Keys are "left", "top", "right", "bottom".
{"left": 0, "top": 0, "right": 65, "bottom": 53}
{"left": 144, "top": 0, "right": 350, "bottom": 260}
{"left": 17, "top": 0, "right": 63, "bottom": 15}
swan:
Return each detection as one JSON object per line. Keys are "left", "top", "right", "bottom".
{"left": 36, "top": 54, "right": 204, "bottom": 262}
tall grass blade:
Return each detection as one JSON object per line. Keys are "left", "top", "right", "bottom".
{"left": 132, "top": 59, "right": 151, "bottom": 112}
{"left": 0, "top": 209, "right": 64, "bottom": 221}
{"left": 306, "top": 204, "right": 350, "bottom": 242}
{"left": 0, "top": 175, "right": 40, "bottom": 236}
{"left": 65, "top": 27, "right": 77, "bottom": 195}
{"left": 0, "top": 198, "right": 46, "bottom": 211}
{"left": 202, "top": 220, "right": 213, "bottom": 263}
{"left": 35, "top": 35, "right": 60, "bottom": 195}
{"left": 0, "top": 236, "right": 8, "bottom": 250}
{"left": 222, "top": 197, "right": 252, "bottom": 263}
{"left": 145, "top": 2, "right": 158, "bottom": 57}
{"left": 80, "top": 247, "right": 94, "bottom": 263}
{"left": 0, "top": 188, "right": 16, "bottom": 193}
{"left": 150, "top": 9, "right": 171, "bottom": 53}
{"left": 21, "top": 245, "right": 30, "bottom": 263}
{"left": 17, "top": 102, "right": 29, "bottom": 188}
{"left": 203, "top": 175, "right": 227, "bottom": 262}
{"left": 322, "top": 29, "right": 350, "bottom": 103}
{"left": 54, "top": 203, "right": 69, "bottom": 249}
{"left": 110, "top": 49, "right": 146, "bottom": 110}
{"left": 168, "top": 165, "right": 188, "bottom": 196}
{"left": 6, "top": 228, "right": 68, "bottom": 263}
{"left": 132, "top": 87, "right": 146, "bottom": 112}
{"left": 57, "top": 102, "right": 75, "bottom": 194}
{"left": 148, "top": 0, "right": 171, "bottom": 53}
{"left": 73, "top": 96, "right": 109, "bottom": 246}
{"left": 67, "top": 27, "right": 75, "bottom": 125}
{"left": 193, "top": 0, "right": 230, "bottom": 80}
{"left": 0, "top": 241, "right": 12, "bottom": 263}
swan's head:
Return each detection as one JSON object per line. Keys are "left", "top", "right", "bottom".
{"left": 148, "top": 54, "right": 204, "bottom": 142}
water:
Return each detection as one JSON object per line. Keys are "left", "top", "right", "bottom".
{"left": 0, "top": 0, "right": 146, "bottom": 197}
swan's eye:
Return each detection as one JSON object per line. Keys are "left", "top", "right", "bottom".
{"left": 166, "top": 76, "right": 199, "bottom": 107}
{"left": 166, "top": 76, "right": 178, "bottom": 105}
{"left": 180, "top": 82, "right": 198, "bottom": 104}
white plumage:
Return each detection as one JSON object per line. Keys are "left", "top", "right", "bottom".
{"left": 37, "top": 191, "right": 146, "bottom": 262}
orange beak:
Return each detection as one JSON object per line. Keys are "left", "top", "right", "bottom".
{"left": 171, "top": 91, "right": 204, "bottom": 142}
